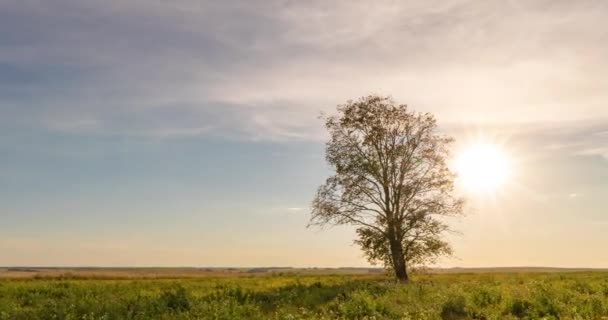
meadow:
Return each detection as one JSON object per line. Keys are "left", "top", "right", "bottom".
{"left": 1, "top": 270, "right": 608, "bottom": 319}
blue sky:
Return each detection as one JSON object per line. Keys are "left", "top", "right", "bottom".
{"left": 1, "top": 0, "right": 607, "bottom": 267}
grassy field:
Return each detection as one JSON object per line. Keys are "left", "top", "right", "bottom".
{"left": 1, "top": 271, "right": 608, "bottom": 319}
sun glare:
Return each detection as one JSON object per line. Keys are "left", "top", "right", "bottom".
{"left": 454, "top": 142, "right": 510, "bottom": 193}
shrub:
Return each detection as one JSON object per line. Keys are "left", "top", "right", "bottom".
{"left": 440, "top": 294, "right": 468, "bottom": 320}
{"left": 158, "top": 285, "right": 191, "bottom": 312}
{"left": 506, "top": 298, "right": 533, "bottom": 319}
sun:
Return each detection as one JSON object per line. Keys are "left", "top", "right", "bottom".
{"left": 454, "top": 142, "right": 510, "bottom": 193}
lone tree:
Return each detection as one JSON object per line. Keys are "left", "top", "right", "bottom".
{"left": 310, "top": 95, "right": 463, "bottom": 281}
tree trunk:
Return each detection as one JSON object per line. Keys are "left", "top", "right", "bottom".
{"left": 388, "top": 234, "right": 408, "bottom": 282}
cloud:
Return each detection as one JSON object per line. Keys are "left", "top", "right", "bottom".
{"left": 577, "top": 148, "right": 608, "bottom": 161}
{"left": 1, "top": 0, "right": 608, "bottom": 140}
{"left": 512, "top": 123, "right": 608, "bottom": 162}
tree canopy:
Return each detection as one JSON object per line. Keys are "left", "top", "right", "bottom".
{"left": 310, "top": 95, "right": 464, "bottom": 281}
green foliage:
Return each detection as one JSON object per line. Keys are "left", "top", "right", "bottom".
{"left": 1, "top": 273, "right": 608, "bottom": 319}
{"left": 470, "top": 287, "right": 502, "bottom": 308}
{"left": 158, "top": 285, "right": 191, "bottom": 312}
{"left": 440, "top": 294, "right": 467, "bottom": 320}
{"left": 505, "top": 298, "right": 533, "bottom": 318}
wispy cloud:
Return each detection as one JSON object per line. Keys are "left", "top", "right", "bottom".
{"left": 521, "top": 123, "right": 608, "bottom": 162}
{"left": 577, "top": 148, "right": 608, "bottom": 160}
{"left": 1, "top": 0, "right": 607, "bottom": 140}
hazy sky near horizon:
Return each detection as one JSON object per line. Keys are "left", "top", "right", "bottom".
{"left": 1, "top": 0, "right": 607, "bottom": 268}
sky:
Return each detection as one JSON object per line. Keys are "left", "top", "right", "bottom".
{"left": 1, "top": 0, "right": 607, "bottom": 268}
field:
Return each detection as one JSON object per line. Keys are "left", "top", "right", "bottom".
{"left": 1, "top": 269, "right": 608, "bottom": 319}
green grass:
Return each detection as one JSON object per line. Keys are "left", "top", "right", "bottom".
{"left": 1, "top": 272, "right": 608, "bottom": 319}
